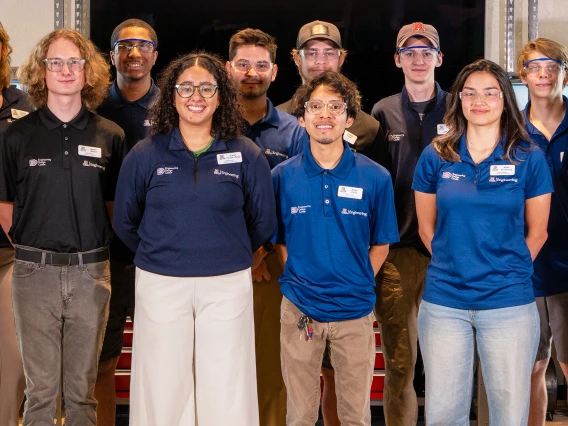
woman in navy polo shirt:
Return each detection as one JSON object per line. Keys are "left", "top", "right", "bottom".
{"left": 114, "top": 52, "right": 275, "bottom": 426}
{"left": 412, "top": 59, "right": 553, "bottom": 425}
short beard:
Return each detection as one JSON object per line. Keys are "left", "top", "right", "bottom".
{"left": 313, "top": 136, "right": 334, "bottom": 145}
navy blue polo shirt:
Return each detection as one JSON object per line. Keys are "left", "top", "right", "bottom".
{"left": 114, "top": 128, "right": 276, "bottom": 277}
{"left": 524, "top": 99, "right": 568, "bottom": 297}
{"left": 245, "top": 98, "right": 308, "bottom": 169}
{"left": 412, "top": 135, "right": 553, "bottom": 310}
{"left": 272, "top": 142, "right": 399, "bottom": 322}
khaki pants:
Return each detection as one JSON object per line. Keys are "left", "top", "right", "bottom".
{"left": 254, "top": 250, "right": 286, "bottom": 426}
{"left": 280, "top": 296, "right": 375, "bottom": 426}
{"left": 375, "top": 247, "right": 429, "bottom": 426}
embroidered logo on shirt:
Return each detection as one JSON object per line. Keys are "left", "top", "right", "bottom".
{"left": 264, "top": 149, "right": 288, "bottom": 159}
{"left": 341, "top": 208, "right": 368, "bottom": 217}
{"left": 488, "top": 177, "right": 518, "bottom": 183}
{"left": 441, "top": 171, "right": 465, "bottom": 181}
{"left": 387, "top": 133, "right": 405, "bottom": 142}
{"left": 156, "top": 167, "right": 178, "bottom": 175}
{"left": 290, "top": 205, "right": 311, "bottom": 214}
{"left": 29, "top": 158, "right": 51, "bottom": 167}
{"left": 82, "top": 160, "right": 105, "bottom": 170}
{"left": 214, "top": 169, "right": 239, "bottom": 179}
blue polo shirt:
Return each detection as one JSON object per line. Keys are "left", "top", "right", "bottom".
{"left": 272, "top": 142, "right": 399, "bottom": 322}
{"left": 114, "top": 128, "right": 276, "bottom": 277}
{"left": 412, "top": 135, "right": 553, "bottom": 310}
{"left": 524, "top": 100, "right": 568, "bottom": 297}
{"left": 245, "top": 98, "right": 308, "bottom": 169}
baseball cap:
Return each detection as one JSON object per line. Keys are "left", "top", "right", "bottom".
{"left": 296, "top": 20, "right": 342, "bottom": 49}
{"left": 396, "top": 22, "right": 440, "bottom": 50}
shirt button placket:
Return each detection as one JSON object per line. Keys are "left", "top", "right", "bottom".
{"left": 63, "top": 127, "right": 71, "bottom": 169}
{"left": 323, "top": 172, "right": 332, "bottom": 217}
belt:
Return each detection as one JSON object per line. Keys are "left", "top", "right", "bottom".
{"left": 15, "top": 247, "right": 109, "bottom": 266}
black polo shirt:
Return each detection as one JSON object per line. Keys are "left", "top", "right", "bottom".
{"left": 97, "top": 80, "right": 159, "bottom": 262}
{"left": 0, "top": 104, "right": 127, "bottom": 253}
{"left": 0, "top": 86, "right": 34, "bottom": 248}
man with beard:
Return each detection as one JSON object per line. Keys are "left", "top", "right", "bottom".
{"left": 95, "top": 18, "right": 159, "bottom": 426}
{"left": 226, "top": 28, "right": 308, "bottom": 426}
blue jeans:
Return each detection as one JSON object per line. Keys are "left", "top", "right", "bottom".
{"left": 418, "top": 300, "right": 539, "bottom": 426}
{"left": 11, "top": 247, "right": 111, "bottom": 426}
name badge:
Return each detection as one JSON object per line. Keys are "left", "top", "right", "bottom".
{"left": 11, "top": 109, "right": 29, "bottom": 120}
{"left": 343, "top": 130, "right": 358, "bottom": 145}
{"left": 217, "top": 152, "right": 242, "bottom": 164}
{"left": 437, "top": 124, "right": 450, "bottom": 135}
{"left": 561, "top": 152, "right": 564, "bottom": 162}
{"left": 337, "top": 185, "right": 363, "bottom": 199}
{"left": 490, "top": 165, "right": 515, "bottom": 176}
{"left": 78, "top": 145, "right": 102, "bottom": 158}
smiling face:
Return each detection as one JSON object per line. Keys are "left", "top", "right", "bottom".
{"left": 294, "top": 39, "right": 345, "bottom": 83}
{"left": 110, "top": 26, "right": 157, "bottom": 84}
{"left": 461, "top": 71, "right": 504, "bottom": 129}
{"left": 44, "top": 37, "right": 85, "bottom": 102}
{"left": 520, "top": 50, "right": 568, "bottom": 101}
{"left": 227, "top": 45, "right": 277, "bottom": 100}
{"left": 298, "top": 84, "right": 353, "bottom": 146}
{"left": 174, "top": 65, "right": 219, "bottom": 132}
{"left": 395, "top": 36, "right": 442, "bottom": 85}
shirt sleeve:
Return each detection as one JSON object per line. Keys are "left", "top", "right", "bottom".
{"left": 113, "top": 148, "right": 146, "bottom": 253}
{"left": 0, "top": 129, "right": 19, "bottom": 202}
{"left": 104, "top": 130, "right": 127, "bottom": 201}
{"left": 526, "top": 145, "right": 554, "bottom": 199}
{"left": 270, "top": 165, "right": 286, "bottom": 244}
{"left": 412, "top": 144, "right": 440, "bottom": 194}
{"left": 242, "top": 148, "right": 276, "bottom": 252}
{"left": 289, "top": 127, "right": 309, "bottom": 158}
{"left": 369, "top": 169, "right": 400, "bottom": 245}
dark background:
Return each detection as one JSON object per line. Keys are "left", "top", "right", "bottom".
{"left": 90, "top": 0, "right": 485, "bottom": 113}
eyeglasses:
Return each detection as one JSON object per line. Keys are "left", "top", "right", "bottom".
{"left": 523, "top": 57, "right": 565, "bottom": 75}
{"left": 113, "top": 38, "right": 156, "bottom": 54}
{"left": 304, "top": 100, "right": 347, "bottom": 116}
{"left": 299, "top": 49, "right": 341, "bottom": 60}
{"left": 459, "top": 91, "right": 503, "bottom": 102}
{"left": 43, "top": 58, "right": 86, "bottom": 72}
{"left": 230, "top": 60, "right": 274, "bottom": 73}
{"left": 397, "top": 46, "right": 440, "bottom": 61}
{"left": 175, "top": 83, "right": 219, "bottom": 99}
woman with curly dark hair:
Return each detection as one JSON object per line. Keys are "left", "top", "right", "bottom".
{"left": 113, "top": 51, "right": 275, "bottom": 426}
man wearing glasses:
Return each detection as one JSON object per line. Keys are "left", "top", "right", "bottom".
{"left": 368, "top": 22, "right": 448, "bottom": 426}
{"left": 272, "top": 71, "right": 398, "bottom": 426}
{"left": 226, "top": 28, "right": 308, "bottom": 426}
{"left": 0, "top": 29, "right": 126, "bottom": 425}
{"left": 95, "top": 18, "right": 158, "bottom": 426}
{"left": 517, "top": 38, "right": 568, "bottom": 426}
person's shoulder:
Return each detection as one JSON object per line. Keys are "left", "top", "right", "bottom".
{"left": 3, "top": 109, "right": 40, "bottom": 137}
{"left": 353, "top": 152, "right": 391, "bottom": 177}
{"left": 276, "top": 99, "right": 293, "bottom": 113}
{"left": 353, "top": 110, "right": 380, "bottom": 132}
{"left": 5, "top": 86, "right": 34, "bottom": 112}
{"left": 372, "top": 93, "right": 403, "bottom": 112}
{"left": 90, "top": 112, "right": 125, "bottom": 138}
{"left": 272, "top": 153, "right": 303, "bottom": 175}
{"left": 229, "top": 135, "right": 264, "bottom": 157}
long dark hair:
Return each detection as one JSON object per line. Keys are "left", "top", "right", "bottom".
{"left": 150, "top": 51, "right": 245, "bottom": 140}
{"left": 433, "top": 59, "right": 531, "bottom": 163}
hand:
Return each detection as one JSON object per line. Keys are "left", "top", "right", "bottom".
{"left": 252, "top": 259, "right": 271, "bottom": 283}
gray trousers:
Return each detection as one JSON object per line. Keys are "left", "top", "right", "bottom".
{"left": 11, "top": 247, "right": 111, "bottom": 426}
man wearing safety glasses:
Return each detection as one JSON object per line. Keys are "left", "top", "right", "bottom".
{"left": 517, "top": 38, "right": 568, "bottom": 426}
{"left": 272, "top": 71, "right": 398, "bottom": 426}
{"left": 226, "top": 28, "right": 308, "bottom": 426}
{"left": 368, "top": 22, "right": 448, "bottom": 426}
{"left": 95, "top": 18, "right": 159, "bottom": 426}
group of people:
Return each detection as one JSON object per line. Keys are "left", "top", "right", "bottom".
{"left": 0, "top": 15, "right": 566, "bottom": 426}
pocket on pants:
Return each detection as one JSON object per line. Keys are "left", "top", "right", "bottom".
{"left": 12, "top": 259, "right": 39, "bottom": 278}
{"left": 280, "top": 296, "right": 299, "bottom": 324}
{"left": 85, "top": 260, "right": 111, "bottom": 281}
{"left": 375, "top": 261, "right": 403, "bottom": 324}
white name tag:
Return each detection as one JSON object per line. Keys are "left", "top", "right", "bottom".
{"left": 337, "top": 185, "right": 363, "bottom": 199}
{"left": 78, "top": 145, "right": 102, "bottom": 158}
{"left": 11, "top": 109, "right": 29, "bottom": 120}
{"left": 343, "top": 130, "right": 358, "bottom": 145}
{"left": 217, "top": 152, "right": 242, "bottom": 164}
{"left": 437, "top": 124, "right": 450, "bottom": 135}
{"left": 490, "top": 165, "right": 515, "bottom": 176}
{"left": 561, "top": 152, "right": 564, "bottom": 162}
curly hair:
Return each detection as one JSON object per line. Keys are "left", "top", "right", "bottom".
{"left": 433, "top": 59, "right": 531, "bottom": 163}
{"left": 0, "top": 23, "right": 14, "bottom": 89}
{"left": 290, "top": 70, "right": 361, "bottom": 119}
{"left": 229, "top": 28, "right": 277, "bottom": 62}
{"left": 517, "top": 38, "right": 568, "bottom": 80}
{"left": 17, "top": 29, "right": 111, "bottom": 111}
{"left": 150, "top": 51, "right": 245, "bottom": 140}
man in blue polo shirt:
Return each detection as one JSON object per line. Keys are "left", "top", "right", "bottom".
{"left": 272, "top": 71, "right": 399, "bottom": 426}
{"left": 95, "top": 18, "right": 159, "bottom": 426}
{"left": 517, "top": 38, "right": 568, "bottom": 425}
{"left": 226, "top": 28, "right": 308, "bottom": 426}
